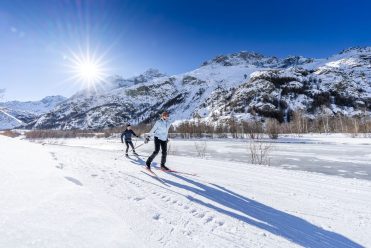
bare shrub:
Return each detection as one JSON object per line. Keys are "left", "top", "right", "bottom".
{"left": 175, "top": 121, "right": 216, "bottom": 138}
{"left": 349, "top": 118, "right": 360, "bottom": 137}
{"left": 248, "top": 140, "right": 274, "bottom": 165}
{"left": 228, "top": 114, "right": 239, "bottom": 138}
{"left": 102, "top": 123, "right": 152, "bottom": 138}
{"left": 95, "top": 132, "right": 109, "bottom": 138}
{"left": 25, "top": 130, "right": 95, "bottom": 139}
{"left": 242, "top": 121, "right": 263, "bottom": 139}
{"left": 21, "top": 113, "right": 371, "bottom": 141}
{"left": 104, "top": 130, "right": 112, "bottom": 138}
{"left": 0, "top": 130, "right": 21, "bottom": 138}
{"left": 291, "top": 111, "right": 308, "bottom": 134}
{"left": 265, "top": 118, "right": 280, "bottom": 139}
{"left": 194, "top": 141, "right": 207, "bottom": 158}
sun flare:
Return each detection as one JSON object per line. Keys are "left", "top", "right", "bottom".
{"left": 77, "top": 60, "right": 101, "bottom": 82}
{"left": 65, "top": 48, "right": 109, "bottom": 91}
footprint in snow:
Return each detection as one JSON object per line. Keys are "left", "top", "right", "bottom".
{"left": 64, "top": 176, "right": 83, "bottom": 186}
{"left": 50, "top": 152, "right": 57, "bottom": 160}
{"left": 56, "top": 163, "right": 64, "bottom": 170}
{"left": 216, "top": 220, "right": 224, "bottom": 226}
{"left": 153, "top": 213, "right": 161, "bottom": 220}
{"left": 204, "top": 216, "right": 214, "bottom": 224}
{"left": 197, "top": 213, "right": 205, "bottom": 218}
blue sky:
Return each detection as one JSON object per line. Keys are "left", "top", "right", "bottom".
{"left": 0, "top": 0, "right": 370, "bottom": 101}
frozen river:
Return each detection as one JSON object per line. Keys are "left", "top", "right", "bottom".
{"left": 136, "top": 136, "right": 371, "bottom": 181}
{"left": 39, "top": 134, "right": 371, "bottom": 181}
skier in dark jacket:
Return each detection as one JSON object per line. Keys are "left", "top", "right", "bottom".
{"left": 121, "top": 124, "right": 139, "bottom": 156}
{"left": 145, "top": 111, "right": 172, "bottom": 171}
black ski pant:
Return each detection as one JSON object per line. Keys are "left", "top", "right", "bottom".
{"left": 125, "top": 140, "right": 135, "bottom": 153}
{"left": 146, "top": 137, "right": 167, "bottom": 166}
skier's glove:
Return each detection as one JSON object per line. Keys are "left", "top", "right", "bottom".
{"left": 144, "top": 134, "right": 150, "bottom": 144}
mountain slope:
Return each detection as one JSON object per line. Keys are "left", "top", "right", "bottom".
{"left": 0, "top": 96, "right": 66, "bottom": 129}
{"left": 195, "top": 47, "right": 370, "bottom": 122}
{"left": 32, "top": 47, "right": 371, "bottom": 130}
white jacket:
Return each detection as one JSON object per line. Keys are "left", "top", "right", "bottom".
{"left": 147, "top": 119, "right": 171, "bottom": 141}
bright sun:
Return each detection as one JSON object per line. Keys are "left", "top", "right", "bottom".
{"left": 65, "top": 48, "right": 109, "bottom": 91}
{"left": 77, "top": 60, "right": 101, "bottom": 82}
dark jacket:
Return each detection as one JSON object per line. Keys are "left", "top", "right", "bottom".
{"left": 121, "top": 129, "right": 138, "bottom": 143}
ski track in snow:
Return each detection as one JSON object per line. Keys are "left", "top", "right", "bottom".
{"left": 40, "top": 139, "right": 371, "bottom": 248}
{"left": 46, "top": 146, "right": 252, "bottom": 248}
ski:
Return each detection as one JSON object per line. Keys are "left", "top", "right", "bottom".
{"left": 156, "top": 168, "right": 197, "bottom": 177}
{"left": 142, "top": 168, "right": 168, "bottom": 185}
{"left": 123, "top": 153, "right": 145, "bottom": 158}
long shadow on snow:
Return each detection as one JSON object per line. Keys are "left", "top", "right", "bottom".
{"left": 162, "top": 173, "right": 362, "bottom": 248}
{"left": 126, "top": 155, "right": 160, "bottom": 168}
{"left": 125, "top": 156, "right": 361, "bottom": 247}
{"left": 126, "top": 155, "right": 146, "bottom": 166}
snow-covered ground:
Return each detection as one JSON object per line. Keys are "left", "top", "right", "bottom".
{"left": 1, "top": 134, "right": 371, "bottom": 247}
{"left": 0, "top": 136, "right": 141, "bottom": 248}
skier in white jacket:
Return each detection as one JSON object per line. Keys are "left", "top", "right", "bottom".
{"left": 145, "top": 111, "right": 171, "bottom": 170}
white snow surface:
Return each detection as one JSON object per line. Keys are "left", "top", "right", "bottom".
{"left": 0, "top": 136, "right": 141, "bottom": 248}
{"left": 1, "top": 135, "right": 370, "bottom": 247}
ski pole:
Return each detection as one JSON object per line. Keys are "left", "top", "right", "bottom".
{"left": 123, "top": 141, "right": 146, "bottom": 155}
{"left": 134, "top": 142, "right": 145, "bottom": 150}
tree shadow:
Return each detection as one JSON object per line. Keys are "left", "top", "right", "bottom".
{"left": 162, "top": 173, "right": 362, "bottom": 248}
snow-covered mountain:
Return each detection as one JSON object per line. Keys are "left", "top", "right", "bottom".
{"left": 31, "top": 47, "right": 371, "bottom": 130}
{"left": 108, "top": 69, "right": 167, "bottom": 88}
{"left": 0, "top": 96, "right": 66, "bottom": 129}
